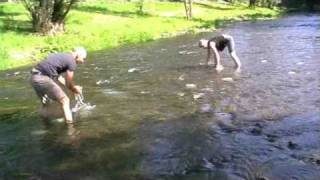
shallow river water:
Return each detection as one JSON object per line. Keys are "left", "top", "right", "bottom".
{"left": 0, "top": 14, "right": 320, "bottom": 180}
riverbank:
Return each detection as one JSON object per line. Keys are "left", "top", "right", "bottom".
{"left": 0, "top": 1, "right": 281, "bottom": 70}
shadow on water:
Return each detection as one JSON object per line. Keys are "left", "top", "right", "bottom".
{"left": 35, "top": 124, "right": 143, "bottom": 180}
{"left": 139, "top": 111, "right": 320, "bottom": 180}
{"left": 0, "top": 109, "right": 143, "bottom": 180}
{"left": 1, "top": 14, "right": 320, "bottom": 179}
{"left": 1, "top": 110, "right": 320, "bottom": 179}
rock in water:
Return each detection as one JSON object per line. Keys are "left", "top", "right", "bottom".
{"left": 186, "top": 84, "right": 197, "bottom": 89}
{"left": 128, "top": 68, "right": 139, "bottom": 73}
{"left": 222, "top": 77, "right": 233, "bottom": 82}
{"left": 193, "top": 93, "right": 205, "bottom": 100}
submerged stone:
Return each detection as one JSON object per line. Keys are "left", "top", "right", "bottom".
{"left": 128, "top": 68, "right": 139, "bottom": 73}
{"left": 222, "top": 77, "right": 233, "bottom": 82}
{"left": 200, "top": 103, "right": 212, "bottom": 113}
{"left": 193, "top": 93, "right": 205, "bottom": 100}
{"left": 185, "top": 84, "right": 197, "bottom": 89}
{"left": 96, "top": 80, "right": 110, "bottom": 85}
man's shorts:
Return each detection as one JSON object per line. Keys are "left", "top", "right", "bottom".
{"left": 30, "top": 74, "right": 66, "bottom": 104}
{"left": 222, "top": 35, "right": 235, "bottom": 53}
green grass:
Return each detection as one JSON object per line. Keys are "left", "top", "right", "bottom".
{"left": 0, "top": 0, "right": 281, "bottom": 70}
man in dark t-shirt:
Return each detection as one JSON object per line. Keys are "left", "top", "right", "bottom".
{"left": 30, "top": 47, "right": 87, "bottom": 124}
{"left": 199, "top": 34, "right": 241, "bottom": 72}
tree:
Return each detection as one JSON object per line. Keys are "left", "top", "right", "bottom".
{"left": 136, "top": 0, "right": 144, "bottom": 15}
{"left": 249, "top": 0, "right": 257, "bottom": 7}
{"left": 22, "top": 0, "right": 77, "bottom": 35}
{"left": 184, "top": 0, "right": 192, "bottom": 19}
{"left": 224, "top": 0, "right": 234, "bottom": 3}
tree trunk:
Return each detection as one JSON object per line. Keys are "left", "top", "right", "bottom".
{"left": 32, "top": 12, "right": 64, "bottom": 34}
{"left": 266, "top": 0, "right": 275, "bottom": 8}
{"left": 32, "top": 18, "right": 64, "bottom": 35}
{"left": 137, "top": 0, "right": 144, "bottom": 14}
{"left": 188, "top": 0, "right": 192, "bottom": 18}
{"left": 184, "top": 0, "right": 192, "bottom": 20}
{"left": 183, "top": 0, "right": 189, "bottom": 19}
{"left": 23, "top": 0, "right": 76, "bottom": 35}
{"left": 249, "top": 0, "right": 257, "bottom": 7}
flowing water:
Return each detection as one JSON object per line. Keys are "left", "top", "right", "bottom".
{"left": 0, "top": 14, "right": 320, "bottom": 180}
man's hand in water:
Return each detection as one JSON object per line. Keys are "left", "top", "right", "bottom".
{"left": 207, "top": 61, "right": 216, "bottom": 66}
{"left": 216, "top": 65, "right": 224, "bottom": 71}
{"left": 74, "top": 85, "right": 82, "bottom": 94}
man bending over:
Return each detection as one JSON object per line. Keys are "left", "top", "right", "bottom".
{"left": 30, "top": 47, "right": 87, "bottom": 124}
{"left": 199, "top": 34, "right": 241, "bottom": 71}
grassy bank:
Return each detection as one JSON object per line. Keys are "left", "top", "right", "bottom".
{"left": 0, "top": 1, "right": 281, "bottom": 70}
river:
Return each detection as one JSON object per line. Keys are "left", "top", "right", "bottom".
{"left": 0, "top": 14, "right": 320, "bottom": 180}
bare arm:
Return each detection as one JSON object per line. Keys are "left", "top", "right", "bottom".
{"left": 210, "top": 42, "right": 224, "bottom": 71}
{"left": 65, "top": 70, "right": 81, "bottom": 94}
{"left": 210, "top": 42, "right": 220, "bottom": 66}
{"left": 206, "top": 44, "right": 212, "bottom": 64}
{"left": 57, "top": 75, "right": 66, "bottom": 86}
{"left": 212, "top": 46, "right": 220, "bottom": 63}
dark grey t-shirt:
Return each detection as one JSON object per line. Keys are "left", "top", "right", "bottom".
{"left": 36, "top": 53, "right": 76, "bottom": 79}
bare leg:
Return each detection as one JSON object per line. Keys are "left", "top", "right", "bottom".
{"left": 39, "top": 104, "right": 49, "bottom": 120}
{"left": 206, "top": 47, "right": 215, "bottom": 66}
{"left": 224, "top": 34, "right": 241, "bottom": 70}
{"left": 230, "top": 51, "right": 241, "bottom": 70}
{"left": 213, "top": 50, "right": 223, "bottom": 71}
{"left": 59, "top": 96, "right": 73, "bottom": 124}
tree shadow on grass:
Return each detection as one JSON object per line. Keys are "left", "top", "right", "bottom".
{"left": 0, "top": 11, "right": 21, "bottom": 16}
{"left": 0, "top": 18, "right": 33, "bottom": 33}
{"left": 74, "top": 5, "right": 154, "bottom": 18}
{"left": 0, "top": 7, "right": 33, "bottom": 33}
{"left": 194, "top": 2, "right": 236, "bottom": 11}
{"left": 247, "top": 13, "right": 273, "bottom": 19}
{"left": 0, "top": 6, "right": 24, "bottom": 16}
{"left": 191, "top": 18, "right": 234, "bottom": 29}
{"left": 27, "top": 121, "right": 144, "bottom": 180}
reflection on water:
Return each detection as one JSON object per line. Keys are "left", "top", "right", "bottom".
{"left": 0, "top": 14, "right": 320, "bottom": 179}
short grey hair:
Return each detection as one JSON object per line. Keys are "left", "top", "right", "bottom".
{"left": 74, "top": 47, "right": 87, "bottom": 58}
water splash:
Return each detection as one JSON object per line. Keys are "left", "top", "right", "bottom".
{"left": 72, "top": 92, "right": 96, "bottom": 113}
